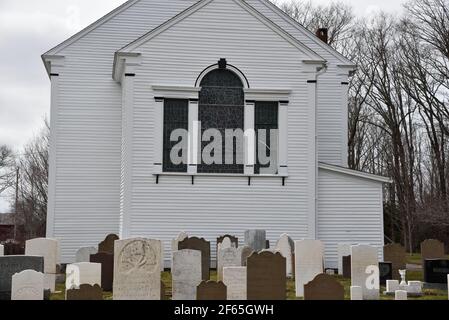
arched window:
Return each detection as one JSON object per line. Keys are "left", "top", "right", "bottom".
{"left": 198, "top": 69, "right": 245, "bottom": 174}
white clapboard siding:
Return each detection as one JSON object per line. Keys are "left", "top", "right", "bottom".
{"left": 317, "top": 168, "right": 385, "bottom": 268}
{"left": 246, "top": 0, "right": 351, "bottom": 166}
{"left": 47, "top": 0, "right": 199, "bottom": 263}
{"left": 128, "top": 0, "right": 314, "bottom": 265}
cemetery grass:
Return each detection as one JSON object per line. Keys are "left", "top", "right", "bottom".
{"left": 50, "top": 269, "right": 447, "bottom": 301}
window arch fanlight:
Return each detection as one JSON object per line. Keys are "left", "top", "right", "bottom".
{"left": 195, "top": 60, "right": 250, "bottom": 89}
{"left": 197, "top": 62, "right": 246, "bottom": 174}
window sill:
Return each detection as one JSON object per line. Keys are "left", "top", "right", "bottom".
{"left": 152, "top": 172, "right": 289, "bottom": 178}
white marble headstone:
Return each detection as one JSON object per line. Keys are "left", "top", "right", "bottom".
{"left": 244, "top": 230, "right": 266, "bottom": 252}
{"left": 172, "top": 249, "right": 202, "bottom": 300}
{"left": 11, "top": 270, "right": 44, "bottom": 300}
{"left": 113, "top": 238, "right": 161, "bottom": 300}
{"left": 337, "top": 243, "right": 352, "bottom": 275}
{"left": 386, "top": 280, "right": 399, "bottom": 293}
{"left": 75, "top": 247, "right": 98, "bottom": 263}
{"left": 295, "top": 240, "right": 324, "bottom": 297}
{"left": 223, "top": 266, "right": 247, "bottom": 300}
{"left": 0, "top": 244, "right": 4, "bottom": 256}
{"left": 25, "top": 238, "right": 59, "bottom": 274}
{"left": 217, "top": 247, "right": 241, "bottom": 281}
{"left": 65, "top": 262, "right": 101, "bottom": 290}
{"left": 395, "top": 290, "right": 407, "bottom": 300}
{"left": 350, "top": 286, "right": 363, "bottom": 300}
{"left": 351, "top": 244, "right": 379, "bottom": 300}
{"left": 275, "top": 234, "right": 294, "bottom": 277}
{"left": 171, "top": 232, "right": 188, "bottom": 270}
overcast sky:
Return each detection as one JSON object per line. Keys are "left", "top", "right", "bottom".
{"left": 0, "top": 0, "right": 405, "bottom": 212}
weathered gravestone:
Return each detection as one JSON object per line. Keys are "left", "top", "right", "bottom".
{"left": 76, "top": 247, "right": 98, "bottom": 263}
{"left": 395, "top": 290, "right": 407, "bottom": 300}
{"left": 0, "top": 244, "right": 3, "bottom": 256}
{"left": 90, "top": 252, "right": 114, "bottom": 291}
{"left": 351, "top": 244, "right": 379, "bottom": 300}
{"left": 98, "top": 234, "right": 119, "bottom": 254}
{"left": 265, "top": 240, "right": 270, "bottom": 249}
{"left": 383, "top": 243, "right": 406, "bottom": 280}
{"left": 217, "top": 247, "right": 241, "bottom": 281}
{"left": 66, "top": 262, "right": 101, "bottom": 290}
{"left": 172, "top": 249, "right": 202, "bottom": 300}
{"left": 0, "top": 256, "right": 44, "bottom": 300}
{"left": 223, "top": 266, "right": 246, "bottom": 300}
{"left": 295, "top": 240, "right": 324, "bottom": 297}
{"left": 343, "top": 255, "right": 351, "bottom": 278}
{"left": 421, "top": 239, "right": 445, "bottom": 265}
{"left": 424, "top": 259, "right": 449, "bottom": 285}
{"left": 197, "top": 281, "right": 227, "bottom": 300}
{"left": 113, "top": 238, "right": 161, "bottom": 300}
{"left": 240, "top": 246, "right": 254, "bottom": 267}
{"left": 350, "top": 286, "right": 363, "bottom": 300}
{"left": 178, "top": 237, "right": 210, "bottom": 281}
{"left": 275, "top": 234, "right": 295, "bottom": 278}
{"left": 25, "top": 238, "right": 59, "bottom": 292}
{"left": 217, "top": 235, "right": 238, "bottom": 251}
{"left": 304, "top": 273, "right": 344, "bottom": 300}
{"left": 3, "top": 242, "right": 25, "bottom": 255}
{"left": 244, "top": 230, "right": 266, "bottom": 252}
{"left": 11, "top": 270, "right": 44, "bottom": 300}
{"left": 171, "top": 232, "right": 188, "bottom": 270}
{"left": 337, "top": 244, "right": 352, "bottom": 275}
{"left": 66, "top": 284, "right": 103, "bottom": 300}
{"left": 247, "top": 251, "right": 286, "bottom": 300}
{"left": 379, "top": 262, "right": 393, "bottom": 285}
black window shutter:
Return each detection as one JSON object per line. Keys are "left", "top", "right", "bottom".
{"left": 163, "top": 99, "right": 188, "bottom": 173}
{"left": 255, "top": 101, "right": 279, "bottom": 175}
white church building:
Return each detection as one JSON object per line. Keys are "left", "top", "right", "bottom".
{"left": 42, "top": 0, "right": 390, "bottom": 266}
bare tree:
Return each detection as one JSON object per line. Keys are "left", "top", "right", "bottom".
{"left": 0, "top": 145, "right": 14, "bottom": 195}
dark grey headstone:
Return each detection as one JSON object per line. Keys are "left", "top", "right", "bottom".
{"left": 379, "top": 262, "right": 393, "bottom": 285}
{"left": 424, "top": 259, "right": 449, "bottom": 285}
{"left": 0, "top": 256, "right": 44, "bottom": 300}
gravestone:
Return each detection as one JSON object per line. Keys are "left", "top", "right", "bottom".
{"left": 178, "top": 237, "right": 210, "bottom": 281}
{"left": 421, "top": 239, "right": 445, "bottom": 264}
{"left": 217, "top": 235, "right": 238, "bottom": 251}
{"left": 295, "top": 240, "right": 324, "bottom": 297}
{"left": 66, "top": 262, "right": 101, "bottom": 290}
{"left": 223, "top": 267, "right": 246, "bottom": 300}
{"left": 76, "top": 247, "right": 98, "bottom": 263}
{"left": 383, "top": 243, "right": 406, "bottom": 280}
{"left": 25, "top": 238, "right": 58, "bottom": 274}
{"left": 265, "top": 240, "right": 270, "bottom": 249}
{"left": 379, "top": 262, "right": 393, "bottom": 285}
{"left": 386, "top": 280, "right": 399, "bottom": 293}
{"left": 172, "top": 249, "right": 202, "bottom": 300}
{"left": 3, "top": 242, "right": 25, "bottom": 255}
{"left": 98, "top": 234, "right": 119, "bottom": 254}
{"left": 0, "top": 256, "right": 44, "bottom": 300}
{"left": 66, "top": 284, "right": 103, "bottom": 300}
{"left": 217, "top": 247, "right": 241, "bottom": 281}
{"left": 0, "top": 244, "right": 3, "bottom": 256}
{"left": 343, "top": 255, "right": 351, "bottom": 278}
{"left": 197, "top": 281, "right": 227, "bottom": 300}
{"left": 395, "top": 290, "right": 407, "bottom": 300}
{"left": 90, "top": 252, "right": 114, "bottom": 291}
{"left": 351, "top": 244, "right": 380, "bottom": 300}
{"left": 244, "top": 230, "right": 266, "bottom": 252}
{"left": 113, "top": 238, "right": 161, "bottom": 300}
{"left": 350, "top": 286, "right": 363, "bottom": 300}
{"left": 161, "top": 281, "right": 166, "bottom": 300}
{"left": 337, "top": 244, "right": 352, "bottom": 275}
{"left": 275, "top": 234, "right": 295, "bottom": 277}
{"left": 424, "top": 259, "right": 449, "bottom": 284}
{"left": 171, "top": 232, "right": 188, "bottom": 270}
{"left": 247, "top": 251, "right": 286, "bottom": 300}
{"left": 303, "top": 274, "right": 344, "bottom": 300}
{"left": 240, "top": 246, "right": 254, "bottom": 267}
{"left": 11, "top": 270, "right": 44, "bottom": 300}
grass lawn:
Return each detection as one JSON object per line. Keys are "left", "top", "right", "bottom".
{"left": 51, "top": 267, "right": 448, "bottom": 300}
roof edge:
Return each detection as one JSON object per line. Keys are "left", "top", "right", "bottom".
{"left": 318, "top": 162, "right": 392, "bottom": 184}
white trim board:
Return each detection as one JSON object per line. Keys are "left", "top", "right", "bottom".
{"left": 319, "top": 162, "right": 392, "bottom": 184}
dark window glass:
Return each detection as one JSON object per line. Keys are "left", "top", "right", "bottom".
{"left": 198, "top": 69, "right": 244, "bottom": 174}
{"left": 163, "top": 99, "right": 188, "bottom": 173}
{"left": 255, "top": 101, "right": 278, "bottom": 174}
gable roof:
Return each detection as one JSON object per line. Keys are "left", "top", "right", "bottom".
{"left": 116, "top": 0, "right": 326, "bottom": 64}
{"left": 319, "top": 162, "right": 392, "bottom": 184}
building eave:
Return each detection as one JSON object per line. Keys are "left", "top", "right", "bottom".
{"left": 319, "top": 162, "right": 393, "bottom": 184}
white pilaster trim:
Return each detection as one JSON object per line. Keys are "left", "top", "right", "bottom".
{"left": 338, "top": 70, "right": 351, "bottom": 167}
{"left": 153, "top": 97, "right": 164, "bottom": 174}
{"left": 244, "top": 100, "right": 255, "bottom": 175}
{"left": 188, "top": 99, "right": 199, "bottom": 174}
{"left": 45, "top": 56, "right": 65, "bottom": 238}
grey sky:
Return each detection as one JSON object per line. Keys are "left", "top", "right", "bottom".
{"left": 0, "top": 0, "right": 405, "bottom": 212}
